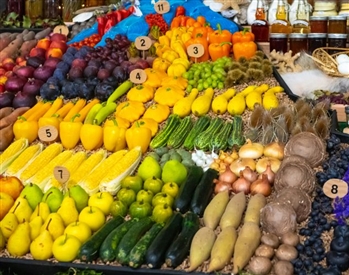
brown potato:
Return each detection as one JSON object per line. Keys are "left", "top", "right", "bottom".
{"left": 281, "top": 232, "right": 300, "bottom": 247}
{"left": 261, "top": 233, "right": 279, "bottom": 248}
{"left": 255, "top": 244, "right": 274, "bottom": 258}
{"left": 275, "top": 244, "right": 298, "bottom": 261}
{"left": 273, "top": 260, "right": 294, "bottom": 275}
{"left": 248, "top": 256, "right": 272, "bottom": 275}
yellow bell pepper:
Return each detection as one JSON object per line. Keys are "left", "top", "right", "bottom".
{"left": 154, "top": 85, "right": 185, "bottom": 107}
{"left": 126, "top": 84, "right": 154, "bottom": 103}
{"left": 165, "top": 30, "right": 173, "bottom": 39}
{"left": 143, "top": 68, "right": 168, "bottom": 88}
{"left": 171, "top": 40, "right": 188, "bottom": 60}
{"left": 115, "top": 101, "right": 145, "bottom": 123}
{"left": 152, "top": 57, "right": 171, "bottom": 72}
{"left": 155, "top": 43, "right": 172, "bottom": 57}
{"left": 59, "top": 114, "right": 83, "bottom": 149}
{"left": 143, "top": 104, "right": 170, "bottom": 123}
{"left": 161, "top": 76, "right": 188, "bottom": 90}
{"left": 159, "top": 35, "right": 170, "bottom": 47}
{"left": 172, "top": 58, "right": 190, "bottom": 70}
{"left": 13, "top": 116, "right": 39, "bottom": 143}
{"left": 167, "top": 63, "right": 187, "bottom": 77}
{"left": 162, "top": 50, "right": 179, "bottom": 63}
{"left": 131, "top": 118, "right": 158, "bottom": 137}
{"left": 80, "top": 123, "right": 103, "bottom": 151}
{"left": 103, "top": 118, "right": 127, "bottom": 152}
{"left": 125, "top": 122, "right": 152, "bottom": 154}
{"left": 38, "top": 115, "right": 61, "bottom": 132}
{"left": 181, "top": 32, "right": 192, "bottom": 44}
{"left": 105, "top": 116, "right": 130, "bottom": 129}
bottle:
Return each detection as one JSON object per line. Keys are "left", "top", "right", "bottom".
{"left": 25, "top": 0, "right": 43, "bottom": 20}
{"left": 270, "top": 0, "right": 292, "bottom": 33}
{"left": 292, "top": 0, "right": 310, "bottom": 33}
{"left": 289, "top": 0, "right": 313, "bottom": 24}
{"left": 43, "top": 0, "right": 62, "bottom": 19}
{"left": 247, "top": 0, "right": 258, "bottom": 25}
{"left": 251, "top": 0, "right": 270, "bottom": 42}
{"left": 268, "top": 0, "right": 289, "bottom": 24}
{"left": 7, "top": 0, "right": 25, "bottom": 18}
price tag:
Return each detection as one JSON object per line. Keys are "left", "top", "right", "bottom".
{"left": 154, "top": 0, "right": 170, "bottom": 14}
{"left": 323, "top": 179, "right": 348, "bottom": 199}
{"left": 187, "top": 44, "right": 204, "bottom": 58}
{"left": 53, "top": 25, "right": 69, "bottom": 36}
{"left": 135, "top": 36, "right": 152, "bottom": 51}
{"left": 130, "top": 69, "right": 147, "bottom": 84}
{"left": 53, "top": 166, "right": 70, "bottom": 184}
{"left": 38, "top": 126, "right": 59, "bottom": 143}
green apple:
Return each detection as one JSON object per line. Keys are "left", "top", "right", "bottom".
{"left": 152, "top": 192, "right": 174, "bottom": 207}
{"left": 136, "top": 190, "right": 154, "bottom": 204}
{"left": 161, "top": 182, "right": 179, "bottom": 198}
{"left": 143, "top": 177, "right": 163, "bottom": 194}
{"left": 64, "top": 221, "right": 92, "bottom": 244}
{"left": 109, "top": 199, "right": 128, "bottom": 218}
{"left": 129, "top": 201, "right": 152, "bottom": 219}
{"left": 121, "top": 175, "right": 143, "bottom": 193}
{"left": 78, "top": 206, "right": 105, "bottom": 232}
{"left": 137, "top": 156, "right": 162, "bottom": 181}
{"left": 42, "top": 187, "right": 63, "bottom": 213}
{"left": 88, "top": 192, "right": 114, "bottom": 215}
{"left": 117, "top": 187, "right": 136, "bottom": 207}
{"left": 52, "top": 234, "right": 82, "bottom": 262}
{"left": 152, "top": 203, "right": 173, "bottom": 224}
{"left": 161, "top": 160, "right": 187, "bottom": 186}
{"left": 19, "top": 183, "right": 43, "bottom": 210}
{"left": 65, "top": 185, "right": 89, "bottom": 212}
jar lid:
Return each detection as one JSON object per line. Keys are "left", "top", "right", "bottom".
{"left": 327, "top": 33, "right": 348, "bottom": 38}
{"left": 269, "top": 33, "right": 288, "bottom": 38}
{"left": 328, "top": 15, "right": 347, "bottom": 20}
{"left": 309, "top": 16, "right": 328, "bottom": 20}
{"left": 289, "top": 33, "right": 308, "bottom": 38}
{"left": 307, "top": 33, "right": 327, "bottom": 38}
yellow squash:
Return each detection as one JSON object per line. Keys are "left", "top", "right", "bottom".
{"left": 191, "top": 88, "right": 215, "bottom": 117}
{"left": 173, "top": 88, "right": 199, "bottom": 118}
{"left": 246, "top": 91, "right": 262, "bottom": 110}
{"left": 227, "top": 94, "right": 246, "bottom": 115}
{"left": 211, "top": 88, "right": 236, "bottom": 114}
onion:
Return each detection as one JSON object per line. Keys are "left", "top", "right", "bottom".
{"left": 238, "top": 139, "right": 264, "bottom": 159}
{"left": 230, "top": 158, "right": 256, "bottom": 176}
{"left": 251, "top": 174, "right": 271, "bottom": 196}
{"left": 256, "top": 157, "right": 281, "bottom": 174}
{"left": 241, "top": 166, "right": 258, "bottom": 182}
{"left": 219, "top": 164, "right": 238, "bottom": 184}
{"left": 264, "top": 142, "right": 285, "bottom": 160}
{"left": 232, "top": 172, "right": 251, "bottom": 194}
{"left": 213, "top": 179, "right": 232, "bottom": 194}
{"left": 259, "top": 164, "right": 275, "bottom": 185}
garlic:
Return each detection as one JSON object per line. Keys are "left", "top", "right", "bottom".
{"left": 336, "top": 54, "right": 349, "bottom": 65}
{"left": 338, "top": 62, "right": 349, "bottom": 75}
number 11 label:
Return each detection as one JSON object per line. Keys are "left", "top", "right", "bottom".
{"left": 154, "top": 1, "right": 170, "bottom": 14}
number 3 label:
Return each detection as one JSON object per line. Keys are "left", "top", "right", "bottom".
{"left": 38, "top": 126, "right": 58, "bottom": 143}
{"left": 323, "top": 179, "right": 348, "bottom": 199}
{"left": 187, "top": 44, "right": 204, "bottom": 58}
{"left": 130, "top": 69, "right": 147, "bottom": 84}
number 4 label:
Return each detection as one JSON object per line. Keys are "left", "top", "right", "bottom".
{"left": 130, "top": 69, "right": 147, "bottom": 84}
{"left": 323, "top": 179, "right": 348, "bottom": 199}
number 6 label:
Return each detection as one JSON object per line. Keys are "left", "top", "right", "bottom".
{"left": 38, "top": 126, "right": 59, "bottom": 143}
{"left": 130, "top": 69, "right": 147, "bottom": 84}
{"left": 323, "top": 179, "right": 348, "bottom": 199}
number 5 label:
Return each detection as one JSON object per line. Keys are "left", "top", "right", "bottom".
{"left": 38, "top": 126, "right": 59, "bottom": 143}
{"left": 323, "top": 179, "right": 348, "bottom": 199}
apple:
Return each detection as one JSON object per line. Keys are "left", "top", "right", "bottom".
{"left": 78, "top": 206, "right": 105, "bottom": 232}
{"left": 29, "top": 47, "right": 46, "bottom": 58}
{"left": 143, "top": 177, "right": 163, "bottom": 195}
{"left": 52, "top": 234, "right": 82, "bottom": 262}
{"left": 46, "top": 48, "right": 63, "bottom": 60}
{"left": 121, "top": 175, "right": 143, "bottom": 193}
{"left": 36, "top": 38, "right": 51, "bottom": 51}
{"left": 50, "top": 33, "right": 68, "bottom": 43}
{"left": 3, "top": 62, "right": 15, "bottom": 71}
{"left": 49, "top": 40, "right": 68, "bottom": 53}
{"left": 0, "top": 176, "right": 24, "bottom": 200}
{"left": 64, "top": 221, "right": 91, "bottom": 244}
{"left": 0, "top": 192, "right": 15, "bottom": 220}
{"left": 136, "top": 190, "right": 154, "bottom": 204}
{"left": 88, "top": 192, "right": 114, "bottom": 215}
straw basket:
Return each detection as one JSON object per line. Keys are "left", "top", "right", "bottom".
{"left": 310, "top": 47, "right": 349, "bottom": 78}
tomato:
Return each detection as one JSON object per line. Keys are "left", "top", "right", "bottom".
{"left": 161, "top": 182, "right": 179, "bottom": 198}
{"left": 152, "top": 192, "right": 174, "bottom": 207}
{"left": 152, "top": 203, "right": 173, "bottom": 224}
{"left": 109, "top": 199, "right": 128, "bottom": 218}
{"left": 116, "top": 187, "right": 136, "bottom": 207}
{"left": 136, "top": 189, "right": 154, "bottom": 204}
{"left": 143, "top": 177, "right": 163, "bottom": 194}
{"left": 121, "top": 175, "right": 143, "bottom": 193}
{"left": 129, "top": 200, "right": 152, "bottom": 219}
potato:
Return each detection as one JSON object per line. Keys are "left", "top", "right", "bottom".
{"left": 261, "top": 233, "right": 279, "bottom": 248}
{"left": 248, "top": 256, "right": 272, "bottom": 275}
{"left": 275, "top": 244, "right": 298, "bottom": 261}
{"left": 273, "top": 260, "right": 294, "bottom": 275}
{"left": 255, "top": 244, "right": 274, "bottom": 258}
{"left": 281, "top": 232, "right": 300, "bottom": 247}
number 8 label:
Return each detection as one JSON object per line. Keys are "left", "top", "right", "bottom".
{"left": 323, "top": 179, "right": 348, "bottom": 199}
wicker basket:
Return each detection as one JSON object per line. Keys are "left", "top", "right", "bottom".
{"left": 311, "top": 47, "right": 349, "bottom": 78}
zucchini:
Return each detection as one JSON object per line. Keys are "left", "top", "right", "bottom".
{"left": 228, "top": 115, "right": 245, "bottom": 148}
{"left": 190, "top": 168, "right": 219, "bottom": 217}
{"left": 145, "top": 212, "right": 183, "bottom": 269}
{"left": 78, "top": 216, "right": 124, "bottom": 262}
{"left": 194, "top": 117, "right": 224, "bottom": 151}
{"left": 167, "top": 116, "right": 193, "bottom": 149}
{"left": 99, "top": 218, "right": 138, "bottom": 263}
{"left": 115, "top": 217, "right": 154, "bottom": 265}
{"left": 128, "top": 223, "right": 164, "bottom": 268}
{"left": 165, "top": 212, "right": 200, "bottom": 267}
{"left": 173, "top": 165, "right": 204, "bottom": 213}
{"left": 150, "top": 114, "right": 181, "bottom": 149}
{"left": 183, "top": 115, "right": 211, "bottom": 150}
{"left": 211, "top": 121, "right": 233, "bottom": 152}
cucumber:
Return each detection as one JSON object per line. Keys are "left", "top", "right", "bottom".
{"left": 115, "top": 217, "right": 154, "bottom": 265}
{"left": 211, "top": 121, "right": 233, "bottom": 152}
{"left": 228, "top": 115, "right": 245, "bottom": 147}
{"left": 150, "top": 114, "right": 181, "bottom": 149}
{"left": 165, "top": 212, "right": 200, "bottom": 267}
{"left": 99, "top": 218, "right": 138, "bottom": 263}
{"left": 145, "top": 212, "right": 183, "bottom": 269}
{"left": 173, "top": 165, "right": 204, "bottom": 213}
{"left": 167, "top": 116, "right": 193, "bottom": 149}
{"left": 194, "top": 117, "right": 224, "bottom": 151}
{"left": 78, "top": 216, "right": 124, "bottom": 262}
{"left": 128, "top": 223, "right": 164, "bottom": 268}
{"left": 190, "top": 168, "right": 219, "bottom": 217}
{"left": 183, "top": 115, "right": 211, "bottom": 150}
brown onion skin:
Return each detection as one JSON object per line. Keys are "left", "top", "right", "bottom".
{"left": 232, "top": 172, "right": 251, "bottom": 194}
{"left": 258, "top": 164, "right": 275, "bottom": 185}
{"left": 251, "top": 175, "right": 272, "bottom": 196}
{"left": 242, "top": 166, "right": 258, "bottom": 183}
{"left": 213, "top": 179, "right": 232, "bottom": 194}
{"left": 219, "top": 164, "right": 238, "bottom": 184}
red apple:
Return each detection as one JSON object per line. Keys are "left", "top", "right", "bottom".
{"left": 16, "top": 56, "right": 26, "bottom": 65}
{"left": 0, "top": 176, "right": 24, "bottom": 200}
{"left": 0, "top": 68, "right": 6, "bottom": 76}
{"left": 46, "top": 48, "right": 63, "bottom": 59}
{"left": 50, "top": 33, "right": 68, "bottom": 43}
{"left": 29, "top": 47, "right": 46, "bottom": 59}
{"left": 36, "top": 38, "right": 51, "bottom": 50}
{"left": 0, "top": 192, "right": 15, "bottom": 220}
{"left": 49, "top": 40, "right": 68, "bottom": 53}
{"left": 3, "top": 62, "right": 15, "bottom": 71}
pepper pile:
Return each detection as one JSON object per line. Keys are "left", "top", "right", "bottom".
{"left": 145, "top": 14, "right": 169, "bottom": 35}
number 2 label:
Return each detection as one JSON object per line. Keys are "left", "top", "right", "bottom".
{"left": 135, "top": 36, "right": 152, "bottom": 51}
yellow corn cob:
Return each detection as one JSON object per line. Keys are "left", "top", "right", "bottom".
{"left": 30, "top": 150, "right": 73, "bottom": 189}
{"left": 19, "top": 143, "right": 63, "bottom": 183}
{"left": 66, "top": 149, "right": 107, "bottom": 189}
{"left": 5, "top": 143, "right": 44, "bottom": 177}
{"left": 79, "top": 149, "right": 128, "bottom": 195}
{"left": 99, "top": 147, "right": 142, "bottom": 195}
{"left": 45, "top": 151, "right": 87, "bottom": 192}
{"left": 0, "top": 138, "right": 29, "bottom": 174}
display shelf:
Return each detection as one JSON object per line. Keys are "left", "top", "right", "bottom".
{"left": 0, "top": 27, "right": 48, "bottom": 33}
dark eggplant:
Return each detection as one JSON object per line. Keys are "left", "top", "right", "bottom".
{"left": 321, "top": 267, "right": 342, "bottom": 275}
{"left": 330, "top": 236, "right": 349, "bottom": 253}
{"left": 326, "top": 251, "right": 349, "bottom": 272}
{"left": 334, "top": 225, "right": 349, "bottom": 238}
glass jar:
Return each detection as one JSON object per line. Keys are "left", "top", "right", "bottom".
{"left": 25, "top": 0, "right": 43, "bottom": 20}
{"left": 7, "top": 0, "right": 25, "bottom": 18}
{"left": 62, "top": 0, "right": 81, "bottom": 22}
{"left": 309, "top": 16, "right": 328, "bottom": 33}
{"left": 313, "top": 0, "right": 337, "bottom": 16}
{"left": 289, "top": 33, "right": 308, "bottom": 54}
{"left": 269, "top": 33, "right": 288, "bottom": 52}
{"left": 328, "top": 16, "right": 347, "bottom": 33}
{"left": 327, "top": 33, "right": 348, "bottom": 54}
{"left": 307, "top": 33, "right": 327, "bottom": 53}
{"left": 44, "top": 0, "right": 62, "bottom": 19}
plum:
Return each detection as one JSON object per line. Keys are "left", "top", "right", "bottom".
{"left": 95, "top": 83, "right": 113, "bottom": 102}
{"left": 61, "top": 81, "right": 80, "bottom": 99}
{"left": 78, "top": 83, "right": 95, "bottom": 100}
{"left": 84, "top": 66, "right": 99, "bottom": 78}
{"left": 40, "top": 82, "right": 61, "bottom": 100}
{"left": 97, "top": 68, "right": 110, "bottom": 81}
{"left": 68, "top": 67, "right": 83, "bottom": 80}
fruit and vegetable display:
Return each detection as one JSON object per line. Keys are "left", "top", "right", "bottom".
{"left": 1, "top": 0, "right": 349, "bottom": 275}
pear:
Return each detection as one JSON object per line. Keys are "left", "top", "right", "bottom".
{"left": 29, "top": 215, "right": 43, "bottom": 240}
{"left": 7, "top": 221, "right": 31, "bottom": 256}
{"left": 20, "top": 183, "right": 44, "bottom": 210}
{"left": 8, "top": 196, "right": 33, "bottom": 222}
{"left": 0, "top": 229, "right": 5, "bottom": 249}
{"left": 137, "top": 156, "right": 162, "bottom": 181}
{"left": 0, "top": 212, "right": 18, "bottom": 239}
{"left": 40, "top": 213, "right": 65, "bottom": 240}
{"left": 65, "top": 185, "right": 89, "bottom": 212}
{"left": 30, "top": 219, "right": 54, "bottom": 260}
{"left": 42, "top": 187, "right": 63, "bottom": 213}
{"left": 30, "top": 202, "right": 51, "bottom": 222}
{"left": 57, "top": 196, "right": 79, "bottom": 226}
{"left": 161, "top": 160, "right": 187, "bottom": 185}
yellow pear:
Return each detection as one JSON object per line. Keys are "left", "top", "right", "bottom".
{"left": 7, "top": 221, "right": 31, "bottom": 256}
{"left": 29, "top": 215, "right": 43, "bottom": 240}
{"left": 0, "top": 229, "right": 5, "bottom": 249}
{"left": 30, "top": 202, "right": 51, "bottom": 222}
{"left": 40, "top": 213, "right": 65, "bottom": 240}
{"left": 57, "top": 196, "right": 79, "bottom": 227}
{"left": 9, "top": 197, "right": 33, "bottom": 222}
{"left": 0, "top": 212, "right": 18, "bottom": 239}
{"left": 30, "top": 219, "right": 54, "bottom": 260}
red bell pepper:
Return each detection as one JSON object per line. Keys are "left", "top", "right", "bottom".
{"left": 97, "top": 16, "right": 107, "bottom": 36}
{"left": 175, "top": 6, "right": 185, "bottom": 17}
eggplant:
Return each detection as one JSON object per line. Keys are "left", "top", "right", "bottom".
{"left": 26, "top": 56, "right": 45, "bottom": 68}
{"left": 330, "top": 236, "right": 349, "bottom": 253}
{"left": 326, "top": 251, "right": 349, "bottom": 272}
{"left": 334, "top": 225, "right": 349, "bottom": 238}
